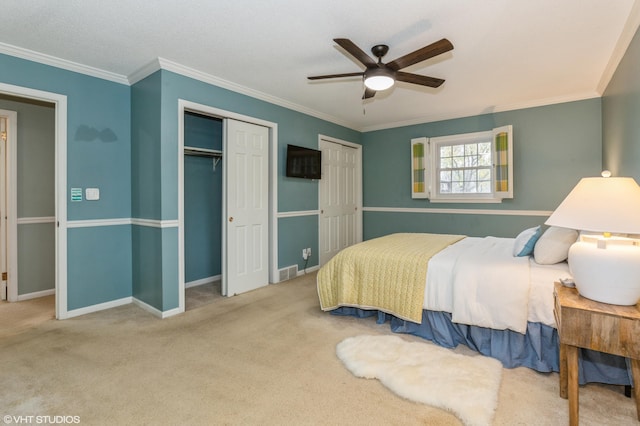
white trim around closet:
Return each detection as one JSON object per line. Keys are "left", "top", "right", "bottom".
{"left": 177, "top": 99, "right": 278, "bottom": 316}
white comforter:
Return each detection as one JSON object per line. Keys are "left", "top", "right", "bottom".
{"left": 424, "top": 237, "right": 569, "bottom": 334}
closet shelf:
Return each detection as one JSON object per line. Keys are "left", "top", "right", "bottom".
{"left": 184, "top": 146, "right": 222, "bottom": 171}
{"left": 184, "top": 146, "right": 222, "bottom": 157}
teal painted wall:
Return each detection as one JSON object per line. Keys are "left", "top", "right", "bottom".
{"left": 0, "top": 96, "right": 55, "bottom": 217}
{"left": 0, "top": 54, "right": 132, "bottom": 221}
{"left": 0, "top": 95, "right": 55, "bottom": 295}
{"left": 278, "top": 215, "right": 319, "bottom": 271}
{"left": 131, "top": 72, "right": 162, "bottom": 220}
{"left": 603, "top": 25, "right": 640, "bottom": 180}
{"left": 159, "top": 70, "right": 359, "bottom": 274}
{"left": 159, "top": 70, "right": 361, "bottom": 214}
{"left": 127, "top": 69, "right": 359, "bottom": 311}
{"left": 362, "top": 98, "right": 602, "bottom": 238}
{"left": 0, "top": 47, "right": 613, "bottom": 314}
{"left": 131, "top": 72, "right": 164, "bottom": 310}
{"left": 17, "top": 223, "right": 54, "bottom": 295}
{"left": 161, "top": 226, "right": 179, "bottom": 311}
{"left": 184, "top": 112, "right": 222, "bottom": 282}
{"left": 364, "top": 211, "right": 545, "bottom": 240}
{"left": 67, "top": 226, "right": 132, "bottom": 310}
{"left": 0, "top": 53, "right": 132, "bottom": 309}
{"left": 131, "top": 225, "right": 162, "bottom": 309}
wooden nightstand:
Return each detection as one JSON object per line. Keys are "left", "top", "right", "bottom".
{"left": 554, "top": 282, "right": 640, "bottom": 425}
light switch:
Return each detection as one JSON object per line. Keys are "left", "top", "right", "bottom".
{"left": 85, "top": 188, "right": 100, "bottom": 201}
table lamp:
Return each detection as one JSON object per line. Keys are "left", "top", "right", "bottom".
{"left": 545, "top": 172, "right": 640, "bottom": 305}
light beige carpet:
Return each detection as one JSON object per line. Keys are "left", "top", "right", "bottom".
{"left": 0, "top": 295, "right": 55, "bottom": 339}
{"left": 0, "top": 272, "right": 637, "bottom": 425}
{"left": 337, "top": 335, "right": 502, "bottom": 426}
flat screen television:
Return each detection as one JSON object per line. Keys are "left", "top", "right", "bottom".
{"left": 286, "top": 144, "right": 322, "bottom": 179}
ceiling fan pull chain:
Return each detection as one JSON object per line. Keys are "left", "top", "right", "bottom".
{"left": 362, "top": 81, "right": 367, "bottom": 114}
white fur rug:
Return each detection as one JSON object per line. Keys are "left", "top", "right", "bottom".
{"left": 336, "top": 335, "right": 503, "bottom": 426}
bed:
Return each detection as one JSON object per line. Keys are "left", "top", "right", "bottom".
{"left": 317, "top": 230, "right": 632, "bottom": 385}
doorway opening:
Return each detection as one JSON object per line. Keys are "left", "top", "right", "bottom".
{"left": 0, "top": 82, "right": 68, "bottom": 320}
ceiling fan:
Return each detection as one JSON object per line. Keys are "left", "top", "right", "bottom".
{"left": 308, "top": 38, "right": 454, "bottom": 99}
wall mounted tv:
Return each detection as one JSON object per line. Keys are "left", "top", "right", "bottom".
{"left": 286, "top": 144, "right": 322, "bottom": 180}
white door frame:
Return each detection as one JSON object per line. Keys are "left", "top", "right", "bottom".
{"left": 0, "top": 82, "right": 68, "bottom": 319}
{"left": 177, "top": 99, "right": 278, "bottom": 312}
{"left": 318, "top": 134, "right": 363, "bottom": 266}
{"left": 0, "top": 109, "right": 17, "bottom": 301}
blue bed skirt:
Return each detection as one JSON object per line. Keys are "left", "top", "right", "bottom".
{"left": 332, "top": 307, "right": 632, "bottom": 386}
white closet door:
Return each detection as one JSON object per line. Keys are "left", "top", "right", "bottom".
{"left": 223, "top": 119, "right": 269, "bottom": 296}
{"left": 319, "top": 139, "right": 359, "bottom": 266}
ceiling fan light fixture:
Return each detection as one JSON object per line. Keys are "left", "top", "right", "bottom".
{"left": 308, "top": 38, "right": 453, "bottom": 99}
{"left": 364, "top": 68, "right": 395, "bottom": 91}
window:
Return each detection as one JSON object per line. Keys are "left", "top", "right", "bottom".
{"left": 411, "top": 125, "right": 513, "bottom": 202}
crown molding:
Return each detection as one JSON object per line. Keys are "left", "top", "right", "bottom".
{"left": 0, "top": 41, "right": 358, "bottom": 130}
{"left": 0, "top": 42, "right": 129, "bottom": 85}
{"left": 127, "top": 58, "right": 162, "bottom": 85}
{"left": 129, "top": 57, "right": 359, "bottom": 131}
{"left": 597, "top": 0, "right": 640, "bottom": 94}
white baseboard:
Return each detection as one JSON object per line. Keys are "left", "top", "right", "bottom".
{"left": 63, "top": 296, "right": 184, "bottom": 320}
{"left": 65, "top": 296, "right": 132, "bottom": 319}
{"left": 17, "top": 288, "right": 55, "bottom": 301}
{"left": 185, "top": 274, "right": 221, "bottom": 289}
{"left": 132, "top": 297, "right": 184, "bottom": 319}
{"left": 159, "top": 307, "right": 183, "bottom": 318}
{"left": 298, "top": 265, "right": 319, "bottom": 276}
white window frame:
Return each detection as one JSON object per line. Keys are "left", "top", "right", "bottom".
{"left": 426, "top": 125, "right": 513, "bottom": 203}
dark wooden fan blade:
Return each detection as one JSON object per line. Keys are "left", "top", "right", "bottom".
{"left": 334, "top": 38, "right": 377, "bottom": 68}
{"left": 396, "top": 71, "right": 445, "bottom": 88}
{"left": 386, "top": 38, "right": 454, "bottom": 71}
{"left": 308, "top": 72, "right": 364, "bottom": 80}
{"left": 362, "top": 88, "right": 376, "bottom": 99}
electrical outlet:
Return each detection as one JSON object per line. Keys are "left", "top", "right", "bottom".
{"left": 302, "top": 248, "right": 312, "bottom": 260}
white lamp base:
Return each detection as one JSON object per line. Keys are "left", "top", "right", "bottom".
{"left": 569, "top": 240, "right": 640, "bottom": 305}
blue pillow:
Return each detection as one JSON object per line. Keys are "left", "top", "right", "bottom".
{"left": 513, "top": 226, "right": 542, "bottom": 257}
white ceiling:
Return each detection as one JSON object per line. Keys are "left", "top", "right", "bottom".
{"left": 1, "top": 0, "right": 639, "bottom": 131}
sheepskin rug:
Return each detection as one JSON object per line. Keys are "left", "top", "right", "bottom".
{"left": 336, "top": 335, "right": 503, "bottom": 426}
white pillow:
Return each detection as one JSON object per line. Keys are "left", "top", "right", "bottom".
{"left": 534, "top": 226, "right": 579, "bottom": 265}
{"left": 513, "top": 226, "right": 542, "bottom": 257}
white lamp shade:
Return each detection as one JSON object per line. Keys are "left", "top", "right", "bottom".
{"left": 545, "top": 177, "right": 640, "bottom": 234}
{"left": 546, "top": 176, "right": 640, "bottom": 305}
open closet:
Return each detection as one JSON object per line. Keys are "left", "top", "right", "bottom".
{"left": 183, "top": 111, "right": 223, "bottom": 309}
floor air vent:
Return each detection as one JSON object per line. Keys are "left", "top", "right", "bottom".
{"left": 288, "top": 265, "right": 298, "bottom": 278}
{"left": 278, "top": 265, "right": 299, "bottom": 282}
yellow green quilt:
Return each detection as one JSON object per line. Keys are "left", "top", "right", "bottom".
{"left": 317, "top": 233, "right": 465, "bottom": 323}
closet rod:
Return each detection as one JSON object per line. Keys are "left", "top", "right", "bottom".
{"left": 184, "top": 146, "right": 222, "bottom": 171}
